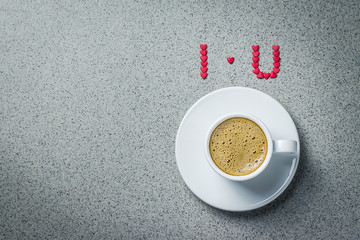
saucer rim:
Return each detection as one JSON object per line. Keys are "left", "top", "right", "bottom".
{"left": 175, "top": 87, "right": 300, "bottom": 211}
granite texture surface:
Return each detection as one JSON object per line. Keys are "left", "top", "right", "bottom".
{"left": 1, "top": 0, "right": 359, "bottom": 239}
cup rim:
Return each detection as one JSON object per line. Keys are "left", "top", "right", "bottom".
{"left": 204, "top": 113, "right": 273, "bottom": 181}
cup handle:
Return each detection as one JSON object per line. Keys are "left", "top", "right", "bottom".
{"left": 273, "top": 140, "right": 297, "bottom": 154}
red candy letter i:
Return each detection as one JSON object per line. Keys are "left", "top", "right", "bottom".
{"left": 200, "top": 44, "right": 208, "bottom": 79}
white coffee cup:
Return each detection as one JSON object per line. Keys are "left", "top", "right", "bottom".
{"left": 204, "top": 113, "right": 297, "bottom": 181}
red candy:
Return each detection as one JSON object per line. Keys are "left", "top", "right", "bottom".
{"left": 200, "top": 44, "right": 207, "bottom": 50}
{"left": 273, "top": 67, "right": 280, "bottom": 73}
{"left": 252, "top": 45, "right": 280, "bottom": 79}
{"left": 272, "top": 45, "right": 279, "bottom": 51}
{"left": 252, "top": 51, "right": 259, "bottom": 57}
{"left": 201, "top": 67, "right": 208, "bottom": 72}
{"left": 200, "top": 72, "right": 207, "bottom": 79}
{"left": 200, "top": 44, "right": 208, "bottom": 79}
{"left": 201, "top": 61, "right": 208, "bottom": 67}
{"left": 197, "top": 44, "right": 281, "bottom": 81}
{"left": 227, "top": 57, "right": 234, "bottom": 64}
{"left": 200, "top": 50, "right": 207, "bottom": 55}
{"left": 273, "top": 51, "right": 280, "bottom": 57}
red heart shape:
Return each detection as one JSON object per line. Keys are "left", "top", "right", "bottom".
{"left": 273, "top": 67, "right": 280, "bottom": 73}
{"left": 200, "top": 72, "right": 207, "bottom": 79}
{"left": 272, "top": 45, "right": 279, "bottom": 51}
{"left": 252, "top": 62, "right": 259, "bottom": 68}
{"left": 200, "top": 44, "right": 207, "bottom": 50}
{"left": 253, "top": 68, "right": 260, "bottom": 74}
{"left": 252, "top": 51, "right": 259, "bottom": 57}
{"left": 201, "top": 67, "right": 208, "bottom": 72}
{"left": 257, "top": 72, "right": 264, "bottom": 78}
{"left": 263, "top": 72, "right": 270, "bottom": 79}
{"left": 252, "top": 56, "right": 259, "bottom": 62}
{"left": 200, "top": 50, "right": 207, "bottom": 55}
{"left": 273, "top": 56, "right": 280, "bottom": 62}
{"left": 273, "top": 62, "right": 280, "bottom": 68}
{"left": 200, "top": 55, "right": 207, "bottom": 61}
{"left": 201, "top": 61, "right": 208, "bottom": 67}
{"left": 270, "top": 71, "right": 277, "bottom": 78}
{"left": 273, "top": 50, "right": 280, "bottom": 57}
{"left": 227, "top": 57, "right": 234, "bottom": 64}
{"left": 252, "top": 45, "right": 259, "bottom": 51}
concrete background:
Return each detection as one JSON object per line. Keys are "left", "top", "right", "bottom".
{"left": 1, "top": 0, "right": 359, "bottom": 239}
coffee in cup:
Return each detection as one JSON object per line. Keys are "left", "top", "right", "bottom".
{"left": 209, "top": 117, "right": 268, "bottom": 176}
{"left": 205, "top": 113, "right": 297, "bottom": 181}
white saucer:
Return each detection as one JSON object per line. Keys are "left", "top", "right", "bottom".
{"left": 175, "top": 87, "right": 300, "bottom": 211}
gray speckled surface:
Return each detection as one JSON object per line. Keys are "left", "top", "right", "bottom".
{"left": 1, "top": 0, "right": 359, "bottom": 239}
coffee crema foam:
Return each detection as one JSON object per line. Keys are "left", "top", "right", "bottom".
{"left": 209, "top": 117, "right": 268, "bottom": 176}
